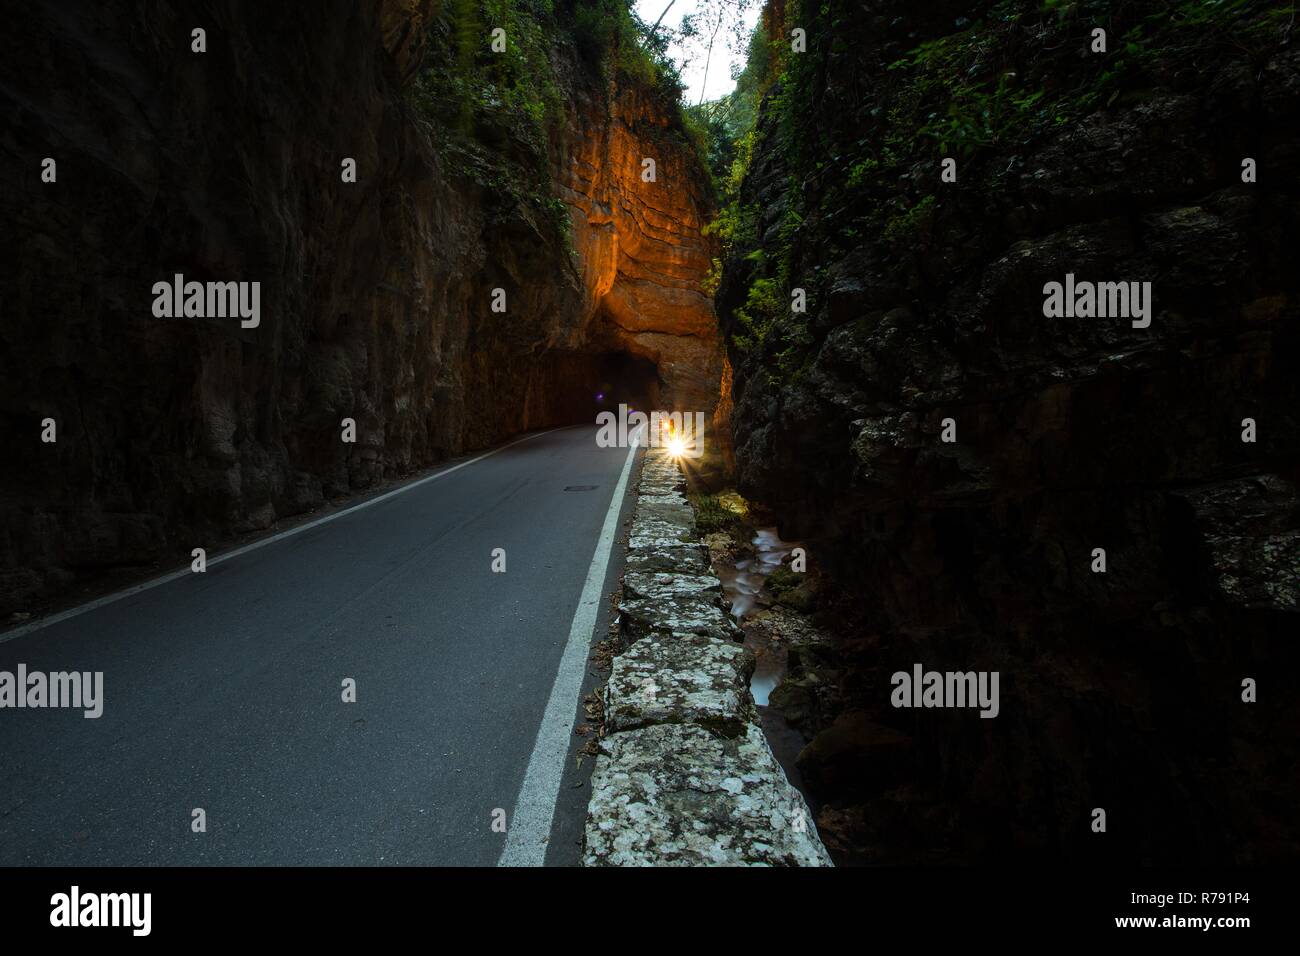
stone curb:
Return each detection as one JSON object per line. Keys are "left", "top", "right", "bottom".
{"left": 582, "top": 449, "right": 833, "bottom": 867}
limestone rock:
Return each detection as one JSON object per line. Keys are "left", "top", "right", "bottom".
{"left": 555, "top": 82, "right": 725, "bottom": 417}
{"left": 627, "top": 511, "right": 697, "bottom": 551}
{"left": 633, "top": 495, "right": 695, "bottom": 527}
{"left": 619, "top": 571, "right": 741, "bottom": 645}
{"left": 639, "top": 456, "right": 688, "bottom": 496}
{"left": 625, "top": 540, "right": 712, "bottom": 576}
{"left": 1177, "top": 474, "right": 1300, "bottom": 611}
{"left": 584, "top": 722, "right": 833, "bottom": 867}
{"left": 604, "top": 632, "right": 755, "bottom": 735}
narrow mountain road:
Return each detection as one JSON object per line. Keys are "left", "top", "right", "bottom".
{"left": 0, "top": 426, "right": 640, "bottom": 866}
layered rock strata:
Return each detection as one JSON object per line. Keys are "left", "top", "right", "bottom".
{"left": 554, "top": 84, "right": 725, "bottom": 418}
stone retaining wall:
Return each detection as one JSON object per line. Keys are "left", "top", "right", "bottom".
{"left": 582, "top": 449, "right": 832, "bottom": 866}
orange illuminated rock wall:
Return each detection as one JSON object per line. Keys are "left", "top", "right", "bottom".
{"left": 555, "top": 81, "right": 727, "bottom": 423}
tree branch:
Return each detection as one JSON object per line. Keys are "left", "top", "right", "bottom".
{"left": 652, "top": 0, "right": 678, "bottom": 33}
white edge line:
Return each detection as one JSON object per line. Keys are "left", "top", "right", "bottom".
{"left": 498, "top": 426, "right": 643, "bottom": 866}
{"left": 0, "top": 427, "right": 563, "bottom": 645}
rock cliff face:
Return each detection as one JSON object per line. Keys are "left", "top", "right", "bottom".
{"left": 717, "top": 0, "right": 1300, "bottom": 863}
{"left": 556, "top": 81, "right": 724, "bottom": 417}
{"left": 0, "top": 1, "right": 722, "bottom": 615}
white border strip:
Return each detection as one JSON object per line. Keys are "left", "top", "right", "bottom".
{"left": 0, "top": 428, "right": 561, "bottom": 645}
{"left": 498, "top": 427, "right": 643, "bottom": 866}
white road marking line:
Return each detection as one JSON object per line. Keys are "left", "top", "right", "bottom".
{"left": 498, "top": 428, "right": 643, "bottom": 866}
{"left": 0, "top": 428, "right": 562, "bottom": 645}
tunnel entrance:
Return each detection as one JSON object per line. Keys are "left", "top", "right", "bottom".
{"left": 592, "top": 351, "right": 661, "bottom": 418}
{"left": 532, "top": 349, "right": 663, "bottom": 427}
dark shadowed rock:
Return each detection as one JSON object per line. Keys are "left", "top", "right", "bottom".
{"left": 715, "top": 0, "right": 1300, "bottom": 863}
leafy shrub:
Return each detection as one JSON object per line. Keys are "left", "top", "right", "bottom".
{"left": 691, "top": 493, "right": 747, "bottom": 535}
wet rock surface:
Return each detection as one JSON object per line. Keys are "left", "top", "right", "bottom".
{"left": 584, "top": 450, "right": 831, "bottom": 866}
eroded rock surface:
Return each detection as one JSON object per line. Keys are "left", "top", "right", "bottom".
{"left": 584, "top": 722, "right": 831, "bottom": 867}
{"left": 637, "top": 455, "right": 689, "bottom": 495}
{"left": 604, "top": 632, "right": 755, "bottom": 735}
{"left": 556, "top": 84, "right": 725, "bottom": 416}
{"left": 619, "top": 570, "right": 740, "bottom": 646}
{"left": 624, "top": 540, "right": 712, "bottom": 576}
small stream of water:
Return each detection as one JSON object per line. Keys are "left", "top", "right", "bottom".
{"left": 715, "top": 527, "right": 798, "bottom": 705}
{"left": 715, "top": 524, "right": 817, "bottom": 802}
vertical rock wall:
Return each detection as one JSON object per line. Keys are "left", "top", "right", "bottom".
{"left": 555, "top": 77, "right": 727, "bottom": 419}
{"left": 716, "top": 0, "right": 1300, "bottom": 862}
{"left": 0, "top": 2, "right": 725, "bottom": 616}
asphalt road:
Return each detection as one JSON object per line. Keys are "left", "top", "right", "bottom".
{"left": 0, "top": 425, "right": 638, "bottom": 866}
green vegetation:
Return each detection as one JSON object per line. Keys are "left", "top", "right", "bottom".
{"left": 700, "top": 0, "right": 1295, "bottom": 383}
{"left": 409, "top": 0, "right": 694, "bottom": 241}
{"left": 412, "top": 0, "right": 563, "bottom": 235}
{"left": 765, "top": 565, "right": 798, "bottom": 591}
{"left": 687, "top": 23, "right": 775, "bottom": 185}
{"left": 884, "top": 0, "right": 1294, "bottom": 160}
{"left": 572, "top": 0, "right": 687, "bottom": 102}
{"left": 694, "top": 19, "right": 807, "bottom": 359}
{"left": 882, "top": 195, "right": 936, "bottom": 247}
{"left": 766, "top": 564, "right": 816, "bottom": 612}
{"left": 404, "top": 0, "right": 1293, "bottom": 387}
{"left": 690, "top": 491, "right": 749, "bottom": 534}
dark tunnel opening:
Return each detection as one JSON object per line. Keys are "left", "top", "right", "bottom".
{"left": 536, "top": 349, "right": 663, "bottom": 427}
{"left": 592, "top": 351, "right": 662, "bottom": 418}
